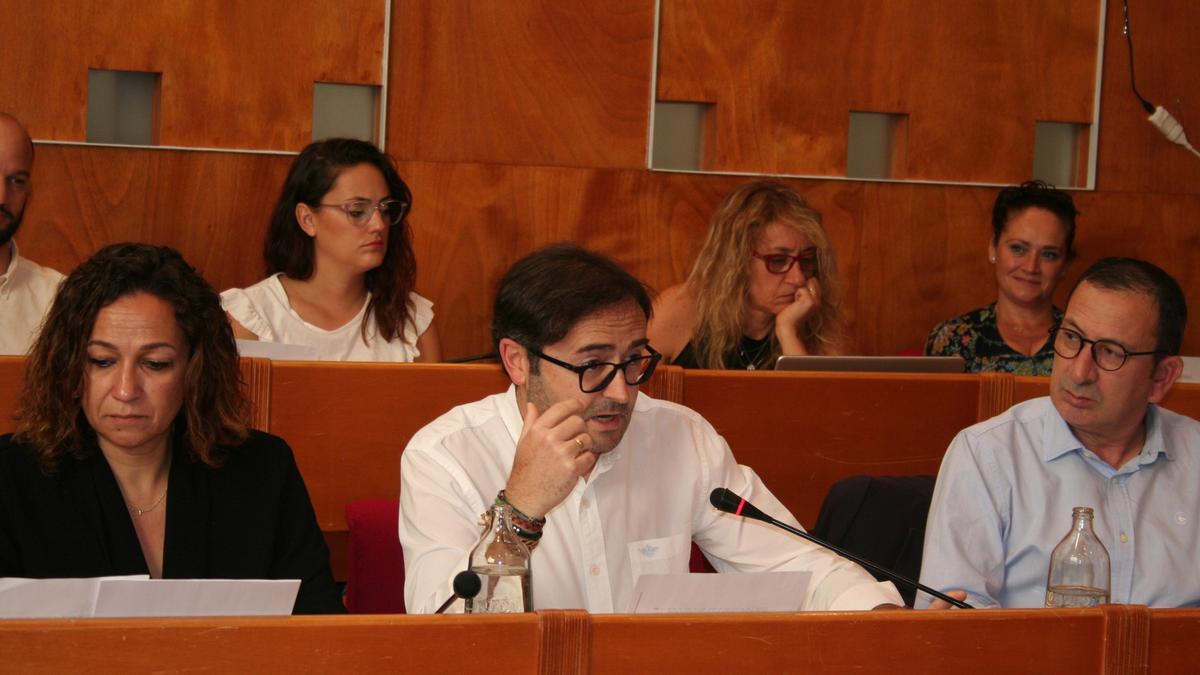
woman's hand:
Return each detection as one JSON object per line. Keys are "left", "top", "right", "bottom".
{"left": 775, "top": 278, "right": 822, "bottom": 355}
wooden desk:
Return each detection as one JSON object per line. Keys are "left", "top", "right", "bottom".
{"left": 268, "top": 362, "right": 510, "bottom": 576}
{"left": 1148, "top": 608, "right": 1200, "bottom": 673}
{"left": 0, "top": 605, "right": 1174, "bottom": 674}
{"left": 680, "top": 370, "right": 984, "bottom": 526}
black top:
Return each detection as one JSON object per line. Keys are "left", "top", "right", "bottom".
{"left": 924, "top": 303, "right": 1062, "bottom": 375}
{"left": 0, "top": 429, "right": 344, "bottom": 614}
{"left": 672, "top": 334, "right": 775, "bottom": 370}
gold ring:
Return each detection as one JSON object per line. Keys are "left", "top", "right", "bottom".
{"left": 574, "top": 436, "right": 585, "bottom": 450}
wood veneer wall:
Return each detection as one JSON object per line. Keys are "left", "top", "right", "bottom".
{"left": 11, "top": 1, "right": 1200, "bottom": 360}
{"left": 657, "top": 0, "right": 1100, "bottom": 182}
{"left": 4, "top": 0, "right": 384, "bottom": 149}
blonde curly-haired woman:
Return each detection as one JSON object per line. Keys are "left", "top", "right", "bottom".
{"left": 650, "top": 180, "right": 843, "bottom": 370}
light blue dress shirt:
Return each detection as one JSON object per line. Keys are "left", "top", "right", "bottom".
{"left": 918, "top": 396, "right": 1200, "bottom": 608}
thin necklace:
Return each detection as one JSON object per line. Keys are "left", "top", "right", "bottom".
{"left": 129, "top": 487, "right": 168, "bottom": 517}
{"left": 739, "top": 337, "right": 771, "bottom": 370}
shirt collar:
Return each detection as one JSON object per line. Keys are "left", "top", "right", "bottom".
{"left": 0, "top": 240, "right": 20, "bottom": 287}
{"left": 1043, "top": 399, "right": 1169, "bottom": 470}
{"left": 499, "top": 384, "right": 525, "bottom": 445}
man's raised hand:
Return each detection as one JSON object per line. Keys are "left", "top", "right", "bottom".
{"left": 504, "top": 399, "right": 597, "bottom": 518}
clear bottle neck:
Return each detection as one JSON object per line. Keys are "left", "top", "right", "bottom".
{"left": 1071, "top": 506, "right": 1095, "bottom": 532}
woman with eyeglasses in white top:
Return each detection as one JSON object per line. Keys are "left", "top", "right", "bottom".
{"left": 649, "top": 180, "right": 842, "bottom": 370}
{"left": 222, "top": 138, "right": 441, "bottom": 362}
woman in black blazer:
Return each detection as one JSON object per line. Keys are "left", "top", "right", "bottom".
{"left": 0, "top": 243, "right": 343, "bottom": 614}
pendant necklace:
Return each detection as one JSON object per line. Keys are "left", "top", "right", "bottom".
{"left": 739, "top": 338, "right": 771, "bottom": 370}
{"left": 129, "top": 487, "right": 168, "bottom": 517}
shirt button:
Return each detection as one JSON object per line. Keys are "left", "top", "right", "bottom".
{"left": 589, "top": 564, "right": 601, "bottom": 576}
{"left": 1110, "top": 477, "right": 1119, "bottom": 484}
{"left": 1119, "top": 532, "right": 1129, "bottom": 543}
{"left": 580, "top": 498, "right": 590, "bottom": 510}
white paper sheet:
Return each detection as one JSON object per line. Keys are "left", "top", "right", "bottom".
{"left": 94, "top": 579, "right": 301, "bottom": 617}
{"left": 234, "top": 339, "right": 319, "bottom": 361}
{"left": 629, "top": 572, "right": 811, "bottom": 613}
{"left": 0, "top": 577, "right": 299, "bottom": 619}
{"left": 2, "top": 578, "right": 101, "bottom": 619}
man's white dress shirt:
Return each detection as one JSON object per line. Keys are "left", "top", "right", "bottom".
{"left": 0, "top": 241, "right": 64, "bottom": 355}
{"left": 400, "top": 386, "right": 901, "bottom": 613}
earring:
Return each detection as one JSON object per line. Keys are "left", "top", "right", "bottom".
{"left": 989, "top": 255, "right": 996, "bottom": 263}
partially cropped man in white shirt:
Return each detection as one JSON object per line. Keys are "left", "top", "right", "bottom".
{"left": 400, "top": 244, "right": 901, "bottom": 613}
{"left": 0, "top": 113, "right": 64, "bottom": 355}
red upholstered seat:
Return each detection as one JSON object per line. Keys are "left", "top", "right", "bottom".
{"left": 689, "top": 542, "right": 717, "bottom": 573}
{"left": 345, "top": 499, "right": 406, "bottom": 613}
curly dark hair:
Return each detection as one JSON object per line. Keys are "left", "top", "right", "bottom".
{"left": 264, "top": 138, "right": 417, "bottom": 345}
{"left": 991, "top": 180, "right": 1079, "bottom": 258}
{"left": 15, "top": 243, "right": 248, "bottom": 473}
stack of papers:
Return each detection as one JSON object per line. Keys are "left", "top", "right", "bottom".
{"left": 0, "top": 576, "right": 300, "bottom": 618}
{"left": 630, "top": 572, "right": 811, "bottom": 613}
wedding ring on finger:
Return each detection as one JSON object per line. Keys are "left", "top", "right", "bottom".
{"left": 573, "top": 436, "right": 585, "bottom": 450}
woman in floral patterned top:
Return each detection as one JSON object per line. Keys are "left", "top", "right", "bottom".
{"left": 925, "top": 181, "right": 1078, "bottom": 375}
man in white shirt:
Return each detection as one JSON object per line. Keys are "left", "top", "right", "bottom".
{"left": 920, "top": 257, "right": 1196, "bottom": 608}
{"left": 0, "top": 113, "right": 64, "bottom": 355}
{"left": 400, "top": 244, "right": 901, "bottom": 613}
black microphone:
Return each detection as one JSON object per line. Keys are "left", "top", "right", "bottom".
{"left": 434, "top": 570, "right": 483, "bottom": 614}
{"left": 709, "top": 487, "right": 972, "bottom": 609}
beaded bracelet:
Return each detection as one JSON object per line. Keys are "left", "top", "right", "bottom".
{"left": 496, "top": 490, "right": 547, "bottom": 531}
{"left": 495, "top": 490, "right": 546, "bottom": 550}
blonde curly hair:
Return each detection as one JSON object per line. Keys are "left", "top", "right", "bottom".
{"left": 686, "top": 181, "right": 842, "bottom": 368}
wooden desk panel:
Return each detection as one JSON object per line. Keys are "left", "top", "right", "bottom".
{"left": 0, "top": 614, "right": 540, "bottom": 674}
{"left": 0, "top": 606, "right": 1174, "bottom": 674}
{"left": 1149, "top": 608, "right": 1200, "bottom": 674}
{"left": 269, "top": 362, "right": 511, "bottom": 536}
{"left": 590, "top": 609, "right": 1114, "bottom": 674}
{"left": 681, "top": 371, "right": 982, "bottom": 526}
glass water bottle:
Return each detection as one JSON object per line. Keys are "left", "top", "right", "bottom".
{"left": 1045, "top": 506, "right": 1111, "bottom": 608}
{"left": 464, "top": 503, "right": 533, "bottom": 613}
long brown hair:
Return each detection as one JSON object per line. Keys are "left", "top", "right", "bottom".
{"left": 15, "top": 243, "right": 249, "bottom": 473}
{"left": 686, "top": 181, "right": 842, "bottom": 368}
{"left": 263, "top": 138, "right": 417, "bottom": 345}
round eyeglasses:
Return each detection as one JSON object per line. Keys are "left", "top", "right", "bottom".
{"left": 316, "top": 198, "right": 410, "bottom": 227}
{"left": 1051, "top": 327, "right": 1164, "bottom": 372}
{"left": 752, "top": 251, "right": 819, "bottom": 277}
{"left": 526, "top": 345, "right": 661, "bottom": 393}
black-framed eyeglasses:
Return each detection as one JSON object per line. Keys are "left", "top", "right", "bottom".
{"left": 527, "top": 345, "right": 661, "bottom": 393}
{"left": 316, "top": 198, "right": 410, "bottom": 227}
{"left": 1051, "top": 327, "right": 1164, "bottom": 372}
{"left": 752, "top": 251, "right": 819, "bottom": 277}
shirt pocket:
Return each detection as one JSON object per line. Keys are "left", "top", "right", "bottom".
{"left": 627, "top": 533, "right": 691, "bottom": 582}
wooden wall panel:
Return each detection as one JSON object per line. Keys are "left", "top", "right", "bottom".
{"left": 658, "top": 0, "right": 1099, "bottom": 183}
{"left": 19, "top": 148, "right": 1200, "bottom": 361}
{"left": 1095, "top": 0, "right": 1200, "bottom": 194}
{"left": 385, "top": 0, "right": 655, "bottom": 168}
{"left": 8, "top": 1, "right": 1199, "bottom": 363}
{"left": 18, "top": 145, "right": 286, "bottom": 292}
{"left": 4, "top": 0, "right": 383, "bottom": 150}
{"left": 399, "top": 161, "right": 734, "bottom": 357}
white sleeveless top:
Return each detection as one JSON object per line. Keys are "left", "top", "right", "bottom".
{"left": 220, "top": 274, "right": 434, "bottom": 362}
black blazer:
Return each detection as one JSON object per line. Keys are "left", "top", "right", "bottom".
{"left": 0, "top": 429, "right": 344, "bottom": 614}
